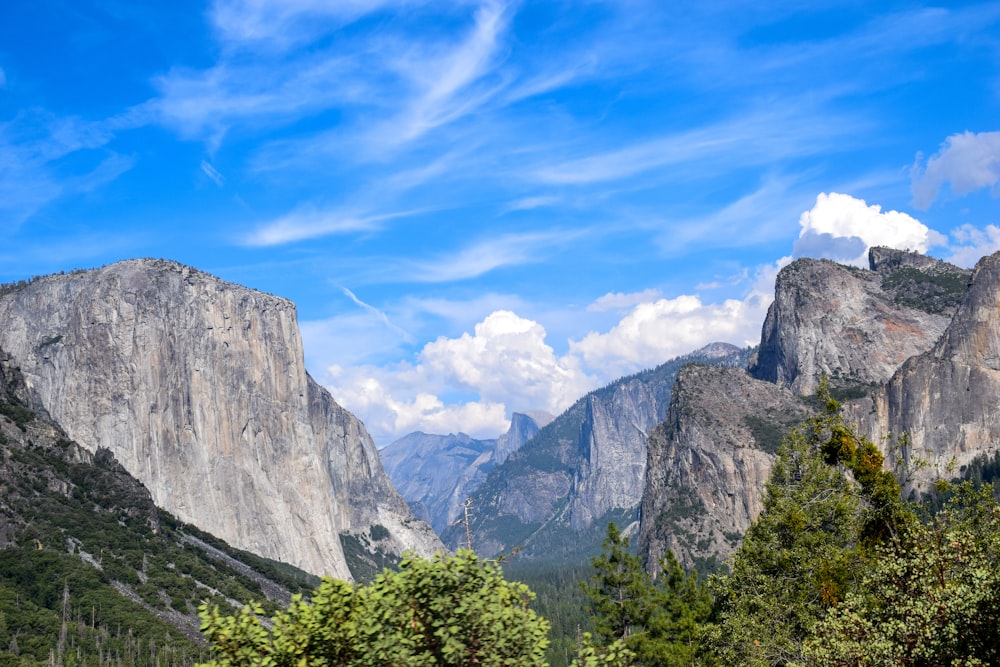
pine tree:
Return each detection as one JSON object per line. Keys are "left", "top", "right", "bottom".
{"left": 583, "top": 523, "right": 712, "bottom": 667}
{"left": 708, "top": 417, "right": 861, "bottom": 666}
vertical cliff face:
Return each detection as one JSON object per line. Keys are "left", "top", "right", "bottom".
{"left": 566, "top": 379, "right": 661, "bottom": 530}
{"left": 381, "top": 411, "right": 552, "bottom": 536}
{"left": 447, "top": 344, "right": 754, "bottom": 560}
{"left": 750, "top": 250, "right": 966, "bottom": 396}
{"left": 0, "top": 260, "right": 440, "bottom": 578}
{"left": 638, "top": 364, "right": 811, "bottom": 570}
{"left": 848, "top": 252, "right": 1000, "bottom": 483}
{"left": 641, "top": 248, "right": 972, "bottom": 572}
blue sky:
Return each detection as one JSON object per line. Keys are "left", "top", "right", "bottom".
{"left": 2, "top": 1, "right": 1000, "bottom": 444}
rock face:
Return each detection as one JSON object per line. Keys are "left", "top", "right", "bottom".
{"left": 381, "top": 432, "right": 494, "bottom": 535}
{"left": 638, "top": 365, "right": 811, "bottom": 570}
{"left": 496, "top": 411, "right": 551, "bottom": 464}
{"left": 641, "top": 248, "right": 972, "bottom": 571}
{"left": 381, "top": 412, "right": 550, "bottom": 536}
{"left": 0, "top": 260, "right": 440, "bottom": 579}
{"left": 750, "top": 250, "right": 967, "bottom": 395}
{"left": 848, "top": 252, "right": 1000, "bottom": 484}
{"left": 447, "top": 344, "right": 753, "bottom": 560}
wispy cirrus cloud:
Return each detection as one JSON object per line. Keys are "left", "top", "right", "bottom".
{"left": 374, "top": 1, "right": 511, "bottom": 146}
{"left": 403, "top": 230, "right": 574, "bottom": 282}
{"left": 531, "top": 105, "right": 865, "bottom": 186}
{"left": 244, "top": 206, "right": 425, "bottom": 246}
{"left": 209, "top": 0, "right": 423, "bottom": 52}
{"left": 0, "top": 111, "right": 132, "bottom": 228}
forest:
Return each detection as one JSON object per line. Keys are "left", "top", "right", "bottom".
{"left": 199, "top": 385, "right": 1000, "bottom": 666}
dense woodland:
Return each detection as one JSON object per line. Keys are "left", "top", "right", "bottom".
{"left": 6, "top": 361, "right": 1000, "bottom": 665}
{"left": 198, "top": 384, "right": 1000, "bottom": 666}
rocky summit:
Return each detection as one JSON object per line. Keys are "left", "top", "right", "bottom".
{"left": 443, "top": 343, "right": 753, "bottom": 561}
{"left": 381, "top": 411, "right": 551, "bottom": 535}
{"left": 640, "top": 248, "right": 983, "bottom": 571}
{"left": 0, "top": 259, "right": 441, "bottom": 579}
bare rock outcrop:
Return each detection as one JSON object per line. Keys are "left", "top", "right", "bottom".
{"left": 848, "top": 252, "right": 1000, "bottom": 484}
{"left": 638, "top": 364, "right": 811, "bottom": 570}
{"left": 0, "top": 260, "right": 440, "bottom": 578}
{"left": 750, "top": 250, "right": 966, "bottom": 395}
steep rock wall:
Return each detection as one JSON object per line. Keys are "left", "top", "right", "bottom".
{"left": 750, "top": 252, "right": 962, "bottom": 395}
{"left": 848, "top": 252, "right": 1000, "bottom": 482}
{"left": 0, "top": 260, "right": 440, "bottom": 578}
{"left": 638, "top": 364, "right": 811, "bottom": 570}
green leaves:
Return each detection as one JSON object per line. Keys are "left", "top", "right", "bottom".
{"left": 198, "top": 549, "right": 550, "bottom": 667}
{"left": 582, "top": 523, "right": 712, "bottom": 667}
{"left": 806, "top": 485, "right": 1000, "bottom": 666}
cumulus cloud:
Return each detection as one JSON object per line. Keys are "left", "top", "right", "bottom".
{"left": 323, "top": 310, "right": 598, "bottom": 443}
{"left": 946, "top": 224, "right": 1000, "bottom": 268}
{"left": 793, "top": 192, "right": 944, "bottom": 266}
{"left": 570, "top": 291, "right": 768, "bottom": 380}
{"left": 326, "top": 368, "right": 510, "bottom": 444}
{"left": 912, "top": 131, "right": 1000, "bottom": 208}
{"left": 418, "top": 310, "right": 594, "bottom": 412}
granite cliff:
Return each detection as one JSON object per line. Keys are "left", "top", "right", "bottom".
{"left": 640, "top": 248, "right": 975, "bottom": 571}
{"left": 749, "top": 250, "right": 968, "bottom": 395}
{"left": 0, "top": 260, "right": 440, "bottom": 579}
{"left": 380, "top": 412, "right": 550, "bottom": 535}
{"left": 848, "top": 252, "right": 1000, "bottom": 485}
{"left": 445, "top": 343, "right": 753, "bottom": 560}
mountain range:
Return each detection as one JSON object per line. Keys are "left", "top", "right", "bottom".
{"left": 5, "top": 246, "right": 1000, "bottom": 663}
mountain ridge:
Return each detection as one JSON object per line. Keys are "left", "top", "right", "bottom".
{"left": 0, "top": 258, "right": 441, "bottom": 580}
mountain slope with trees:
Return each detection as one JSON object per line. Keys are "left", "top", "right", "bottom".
{"left": 0, "top": 348, "right": 320, "bottom": 666}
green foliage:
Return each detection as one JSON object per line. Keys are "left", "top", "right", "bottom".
{"left": 582, "top": 524, "right": 712, "bottom": 667}
{"left": 505, "top": 561, "right": 593, "bottom": 667}
{"left": 880, "top": 266, "right": 970, "bottom": 314}
{"left": 0, "top": 399, "right": 35, "bottom": 430}
{"left": 806, "top": 484, "right": 1000, "bottom": 665}
{"left": 570, "top": 633, "right": 634, "bottom": 667}
{"left": 199, "top": 549, "right": 550, "bottom": 667}
{"left": 815, "top": 389, "right": 910, "bottom": 545}
{"left": 709, "top": 421, "right": 861, "bottom": 666}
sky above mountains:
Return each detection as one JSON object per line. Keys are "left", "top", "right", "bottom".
{"left": 2, "top": 1, "right": 1000, "bottom": 444}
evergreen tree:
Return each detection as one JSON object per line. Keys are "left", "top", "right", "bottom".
{"left": 708, "top": 418, "right": 861, "bottom": 666}
{"left": 583, "top": 523, "right": 712, "bottom": 667}
{"left": 582, "top": 523, "right": 649, "bottom": 645}
{"left": 806, "top": 483, "right": 1000, "bottom": 665}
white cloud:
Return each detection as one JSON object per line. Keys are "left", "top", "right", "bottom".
{"left": 793, "top": 192, "right": 944, "bottom": 267}
{"left": 209, "top": 0, "right": 417, "bottom": 52}
{"left": 946, "top": 224, "right": 1000, "bottom": 268}
{"left": 587, "top": 289, "right": 662, "bottom": 312}
{"left": 418, "top": 310, "right": 594, "bottom": 412}
{"left": 570, "top": 288, "right": 770, "bottom": 380}
{"left": 405, "top": 232, "right": 562, "bottom": 282}
{"left": 532, "top": 106, "right": 864, "bottom": 186}
{"left": 383, "top": 1, "right": 510, "bottom": 145}
{"left": 322, "top": 309, "right": 598, "bottom": 442}
{"left": 326, "top": 369, "right": 509, "bottom": 443}
{"left": 244, "top": 206, "right": 421, "bottom": 246}
{"left": 912, "top": 131, "right": 1000, "bottom": 208}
